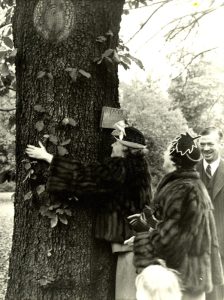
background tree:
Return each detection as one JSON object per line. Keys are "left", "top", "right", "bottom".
{"left": 120, "top": 78, "right": 188, "bottom": 187}
{"left": 169, "top": 59, "right": 224, "bottom": 133}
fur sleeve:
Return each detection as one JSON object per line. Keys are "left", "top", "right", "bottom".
{"left": 47, "top": 156, "right": 126, "bottom": 195}
{"left": 134, "top": 182, "right": 208, "bottom": 270}
{"left": 151, "top": 182, "right": 207, "bottom": 268}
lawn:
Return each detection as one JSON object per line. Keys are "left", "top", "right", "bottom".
{"left": 0, "top": 193, "right": 14, "bottom": 300}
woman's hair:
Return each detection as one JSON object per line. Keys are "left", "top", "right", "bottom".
{"left": 135, "top": 264, "right": 182, "bottom": 300}
{"left": 123, "top": 146, "right": 149, "bottom": 157}
{"left": 170, "top": 147, "right": 201, "bottom": 169}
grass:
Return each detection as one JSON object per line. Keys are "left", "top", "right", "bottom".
{"left": 0, "top": 194, "right": 14, "bottom": 299}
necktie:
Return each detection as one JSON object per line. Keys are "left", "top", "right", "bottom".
{"left": 206, "top": 164, "right": 212, "bottom": 178}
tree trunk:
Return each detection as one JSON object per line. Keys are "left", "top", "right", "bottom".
{"left": 6, "top": 1, "right": 125, "bottom": 299}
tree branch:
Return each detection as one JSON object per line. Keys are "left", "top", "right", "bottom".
{"left": 125, "top": 0, "right": 172, "bottom": 44}
{"left": 172, "top": 47, "right": 217, "bottom": 82}
{"left": 135, "top": 3, "right": 224, "bottom": 52}
{"left": 0, "top": 107, "right": 16, "bottom": 112}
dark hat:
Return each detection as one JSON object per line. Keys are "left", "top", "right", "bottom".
{"left": 112, "top": 121, "right": 146, "bottom": 149}
{"left": 169, "top": 132, "right": 201, "bottom": 165}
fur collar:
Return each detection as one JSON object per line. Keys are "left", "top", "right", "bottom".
{"left": 157, "top": 169, "right": 200, "bottom": 192}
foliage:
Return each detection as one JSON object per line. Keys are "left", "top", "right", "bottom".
{"left": 0, "top": 1, "right": 15, "bottom": 176}
{"left": 0, "top": 92, "right": 15, "bottom": 169}
{"left": 0, "top": 1, "right": 15, "bottom": 95}
{"left": 168, "top": 60, "right": 224, "bottom": 133}
{"left": 120, "top": 78, "right": 188, "bottom": 186}
{"left": 0, "top": 180, "right": 14, "bottom": 191}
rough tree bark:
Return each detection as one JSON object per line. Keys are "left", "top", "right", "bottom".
{"left": 6, "top": 0, "right": 125, "bottom": 299}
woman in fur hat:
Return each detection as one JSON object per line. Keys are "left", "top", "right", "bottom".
{"left": 133, "top": 132, "right": 224, "bottom": 300}
{"left": 26, "top": 122, "right": 152, "bottom": 300}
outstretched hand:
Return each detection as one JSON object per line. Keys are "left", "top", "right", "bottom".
{"left": 26, "top": 141, "right": 53, "bottom": 163}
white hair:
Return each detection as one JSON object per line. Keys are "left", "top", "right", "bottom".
{"left": 163, "top": 146, "right": 176, "bottom": 173}
{"left": 135, "top": 265, "right": 182, "bottom": 300}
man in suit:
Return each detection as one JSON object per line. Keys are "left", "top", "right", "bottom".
{"left": 197, "top": 126, "right": 224, "bottom": 300}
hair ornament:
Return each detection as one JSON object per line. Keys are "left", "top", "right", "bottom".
{"left": 111, "top": 120, "right": 127, "bottom": 141}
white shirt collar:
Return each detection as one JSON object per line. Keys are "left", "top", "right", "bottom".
{"left": 203, "top": 157, "right": 221, "bottom": 176}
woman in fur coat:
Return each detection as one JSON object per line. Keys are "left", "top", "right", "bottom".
{"left": 133, "top": 132, "right": 224, "bottom": 300}
{"left": 26, "top": 122, "right": 152, "bottom": 300}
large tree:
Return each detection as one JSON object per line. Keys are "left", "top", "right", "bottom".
{"left": 5, "top": 1, "right": 126, "bottom": 299}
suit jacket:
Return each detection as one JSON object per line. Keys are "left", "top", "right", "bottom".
{"left": 197, "top": 159, "right": 224, "bottom": 258}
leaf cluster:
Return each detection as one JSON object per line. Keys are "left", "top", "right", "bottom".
{"left": 120, "top": 78, "right": 188, "bottom": 187}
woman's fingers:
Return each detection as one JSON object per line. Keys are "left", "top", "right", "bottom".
{"left": 26, "top": 145, "right": 37, "bottom": 149}
{"left": 38, "top": 141, "right": 45, "bottom": 149}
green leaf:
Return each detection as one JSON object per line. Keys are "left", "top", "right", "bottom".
{"left": 93, "top": 57, "right": 101, "bottom": 63}
{"left": 12, "top": 79, "right": 16, "bottom": 90}
{"left": 44, "top": 211, "right": 56, "bottom": 218}
{"left": 23, "top": 169, "right": 34, "bottom": 183}
{"left": 64, "top": 208, "right": 72, "bottom": 216}
{"left": 9, "top": 48, "right": 17, "bottom": 57}
{"left": 65, "top": 67, "right": 73, "bottom": 72}
{"left": 96, "top": 57, "right": 103, "bottom": 65}
{"left": 112, "top": 50, "right": 121, "bottom": 64}
{"left": 119, "top": 54, "right": 132, "bottom": 65}
{"left": 105, "top": 30, "right": 114, "bottom": 37}
{"left": 24, "top": 191, "right": 32, "bottom": 201}
{"left": 24, "top": 162, "right": 31, "bottom": 170}
{"left": 35, "top": 120, "right": 44, "bottom": 132}
{"left": 123, "top": 9, "right": 129, "bottom": 15}
{"left": 0, "top": 51, "right": 8, "bottom": 59}
{"left": 39, "top": 278, "right": 50, "bottom": 286}
{"left": 39, "top": 205, "right": 49, "bottom": 215}
{"left": 68, "top": 118, "right": 77, "bottom": 126}
{"left": 60, "top": 139, "right": 71, "bottom": 146}
{"left": 56, "top": 208, "right": 64, "bottom": 214}
{"left": 96, "top": 36, "right": 107, "bottom": 43}
{"left": 36, "top": 185, "right": 45, "bottom": 195}
{"left": 57, "top": 146, "right": 68, "bottom": 156}
{"left": 102, "top": 49, "right": 114, "bottom": 58}
{"left": 38, "top": 276, "right": 54, "bottom": 286}
{"left": 34, "top": 104, "right": 46, "bottom": 113}
{"left": 59, "top": 215, "right": 68, "bottom": 225}
{"left": 37, "top": 71, "right": 46, "bottom": 79}
{"left": 47, "top": 72, "right": 53, "bottom": 80}
{"left": 49, "top": 135, "right": 58, "bottom": 145}
{"left": 1, "top": 62, "right": 9, "bottom": 76}
{"left": 135, "top": 1, "right": 139, "bottom": 8}
{"left": 126, "top": 53, "right": 144, "bottom": 70}
{"left": 50, "top": 203, "right": 61, "bottom": 209}
{"left": 50, "top": 215, "right": 58, "bottom": 228}
{"left": 65, "top": 67, "right": 78, "bottom": 82}
{"left": 78, "top": 69, "right": 91, "bottom": 79}
{"left": 120, "top": 61, "right": 130, "bottom": 70}
{"left": 3, "top": 36, "right": 13, "bottom": 49}
{"left": 62, "top": 117, "right": 70, "bottom": 125}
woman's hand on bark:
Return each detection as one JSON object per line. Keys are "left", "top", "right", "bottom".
{"left": 26, "top": 141, "right": 53, "bottom": 163}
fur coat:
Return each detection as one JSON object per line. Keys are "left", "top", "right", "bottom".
{"left": 134, "top": 169, "right": 224, "bottom": 295}
{"left": 47, "top": 154, "right": 152, "bottom": 243}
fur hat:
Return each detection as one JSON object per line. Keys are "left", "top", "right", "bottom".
{"left": 112, "top": 121, "right": 146, "bottom": 149}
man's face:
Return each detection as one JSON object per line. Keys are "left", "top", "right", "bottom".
{"left": 199, "top": 132, "right": 222, "bottom": 163}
